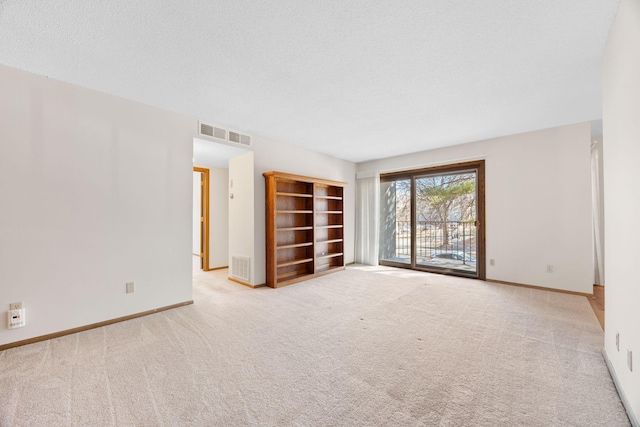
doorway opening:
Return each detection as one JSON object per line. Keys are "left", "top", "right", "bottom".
{"left": 379, "top": 160, "right": 485, "bottom": 279}
{"left": 192, "top": 137, "right": 252, "bottom": 278}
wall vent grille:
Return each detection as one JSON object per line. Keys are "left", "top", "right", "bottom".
{"left": 229, "top": 131, "right": 252, "bottom": 146}
{"left": 198, "top": 121, "right": 227, "bottom": 142}
{"left": 231, "top": 256, "right": 251, "bottom": 282}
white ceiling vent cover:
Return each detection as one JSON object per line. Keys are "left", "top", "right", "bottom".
{"left": 199, "top": 121, "right": 227, "bottom": 143}
{"left": 231, "top": 256, "right": 250, "bottom": 283}
{"left": 228, "top": 130, "right": 252, "bottom": 147}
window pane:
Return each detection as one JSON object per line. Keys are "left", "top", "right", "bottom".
{"left": 415, "top": 172, "right": 477, "bottom": 274}
{"left": 379, "top": 178, "right": 411, "bottom": 264}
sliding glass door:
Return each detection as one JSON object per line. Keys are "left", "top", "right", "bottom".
{"left": 379, "top": 161, "right": 485, "bottom": 279}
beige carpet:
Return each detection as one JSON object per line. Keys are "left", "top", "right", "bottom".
{"left": 0, "top": 263, "right": 630, "bottom": 426}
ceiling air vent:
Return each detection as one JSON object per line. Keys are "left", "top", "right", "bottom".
{"left": 228, "top": 130, "right": 252, "bottom": 147}
{"left": 198, "top": 121, "right": 227, "bottom": 143}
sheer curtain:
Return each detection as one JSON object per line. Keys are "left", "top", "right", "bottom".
{"left": 355, "top": 170, "right": 380, "bottom": 265}
{"left": 591, "top": 140, "right": 604, "bottom": 285}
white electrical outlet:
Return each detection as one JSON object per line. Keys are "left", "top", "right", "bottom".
{"left": 616, "top": 332, "right": 620, "bottom": 352}
{"left": 546, "top": 264, "right": 554, "bottom": 273}
{"left": 489, "top": 259, "right": 495, "bottom": 266}
{"left": 628, "top": 348, "right": 633, "bottom": 372}
{"left": 8, "top": 308, "right": 26, "bottom": 329}
{"left": 126, "top": 282, "right": 135, "bottom": 294}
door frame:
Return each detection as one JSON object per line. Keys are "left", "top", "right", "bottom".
{"left": 379, "top": 160, "right": 486, "bottom": 280}
{"left": 194, "top": 167, "right": 210, "bottom": 271}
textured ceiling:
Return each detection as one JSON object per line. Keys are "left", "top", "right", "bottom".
{"left": 0, "top": 0, "right": 620, "bottom": 163}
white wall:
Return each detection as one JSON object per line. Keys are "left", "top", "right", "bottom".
{"left": 193, "top": 172, "right": 202, "bottom": 255}
{"left": 251, "top": 135, "right": 357, "bottom": 286}
{"left": 602, "top": 0, "right": 640, "bottom": 421}
{"left": 228, "top": 151, "right": 255, "bottom": 281}
{"left": 0, "top": 65, "right": 196, "bottom": 346}
{"left": 591, "top": 137, "right": 605, "bottom": 285}
{"left": 358, "top": 123, "right": 593, "bottom": 294}
{"left": 209, "top": 167, "right": 229, "bottom": 269}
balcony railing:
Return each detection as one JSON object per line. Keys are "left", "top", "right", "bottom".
{"left": 389, "top": 220, "right": 476, "bottom": 267}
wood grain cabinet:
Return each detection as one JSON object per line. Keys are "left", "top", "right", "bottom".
{"left": 264, "top": 171, "right": 346, "bottom": 288}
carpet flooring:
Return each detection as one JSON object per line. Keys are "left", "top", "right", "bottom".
{"left": 0, "top": 263, "right": 630, "bottom": 426}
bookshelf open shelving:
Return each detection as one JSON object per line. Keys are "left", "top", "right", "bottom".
{"left": 264, "top": 171, "right": 346, "bottom": 288}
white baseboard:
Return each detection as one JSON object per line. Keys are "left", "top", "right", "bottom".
{"left": 603, "top": 348, "right": 639, "bottom": 427}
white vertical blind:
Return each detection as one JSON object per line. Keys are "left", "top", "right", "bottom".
{"left": 355, "top": 171, "right": 380, "bottom": 265}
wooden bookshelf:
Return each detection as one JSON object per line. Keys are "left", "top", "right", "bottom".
{"left": 264, "top": 171, "right": 346, "bottom": 288}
